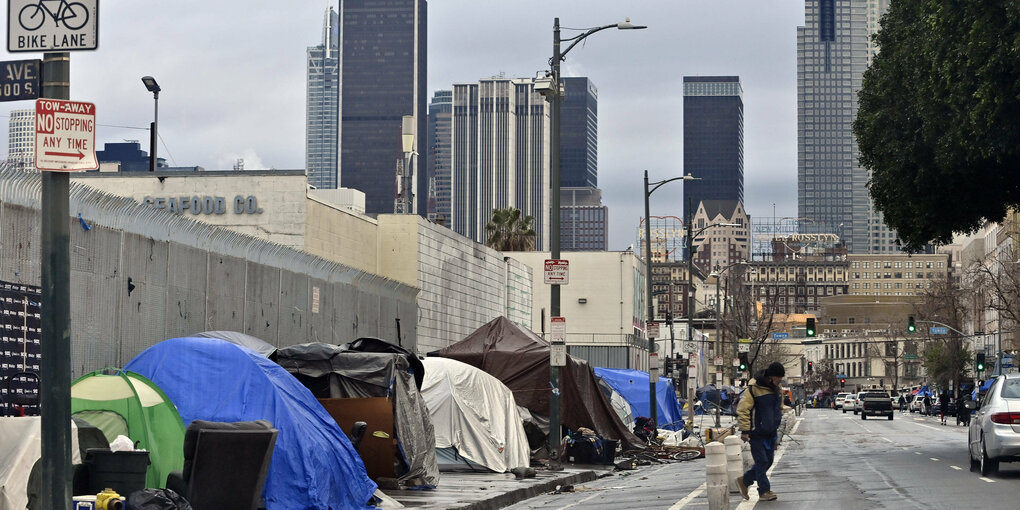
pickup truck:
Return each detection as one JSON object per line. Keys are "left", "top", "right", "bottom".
{"left": 860, "top": 391, "right": 894, "bottom": 420}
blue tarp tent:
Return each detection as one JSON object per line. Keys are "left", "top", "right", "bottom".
{"left": 125, "top": 337, "right": 377, "bottom": 510}
{"left": 980, "top": 379, "right": 994, "bottom": 391}
{"left": 593, "top": 368, "right": 685, "bottom": 430}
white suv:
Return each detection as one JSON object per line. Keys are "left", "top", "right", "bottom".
{"left": 833, "top": 393, "right": 849, "bottom": 410}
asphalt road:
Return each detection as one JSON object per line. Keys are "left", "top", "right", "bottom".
{"left": 505, "top": 408, "right": 1020, "bottom": 509}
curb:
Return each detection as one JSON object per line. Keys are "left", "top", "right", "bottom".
{"left": 452, "top": 470, "right": 599, "bottom": 510}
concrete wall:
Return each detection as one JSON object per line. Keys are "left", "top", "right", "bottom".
{"left": 0, "top": 170, "right": 417, "bottom": 379}
{"left": 72, "top": 170, "right": 308, "bottom": 249}
{"left": 377, "top": 214, "right": 530, "bottom": 354}
{"left": 305, "top": 196, "right": 379, "bottom": 275}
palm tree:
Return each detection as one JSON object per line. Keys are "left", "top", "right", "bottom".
{"left": 485, "top": 207, "right": 536, "bottom": 251}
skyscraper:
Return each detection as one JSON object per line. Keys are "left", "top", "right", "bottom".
{"left": 339, "top": 0, "right": 427, "bottom": 216}
{"left": 560, "top": 77, "right": 598, "bottom": 188}
{"left": 682, "top": 76, "right": 744, "bottom": 219}
{"left": 427, "top": 90, "right": 452, "bottom": 224}
{"left": 451, "top": 77, "right": 550, "bottom": 250}
{"left": 560, "top": 187, "right": 608, "bottom": 251}
{"left": 798, "top": 0, "right": 897, "bottom": 253}
{"left": 6, "top": 108, "right": 34, "bottom": 171}
{"left": 306, "top": 7, "right": 340, "bottom": 189}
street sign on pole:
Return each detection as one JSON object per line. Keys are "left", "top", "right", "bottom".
{"left": 550, "top": 316, "right": 566, "bottom": 366}
{"left": 0, "top": 58, "right": 39, "bottom": 101}
{"left": 7, "top": 0, "right": 99, "bottom": 52}
{"left": 648, "top": 322, "right": 659, "bottom": 339}
{"left": 544, "top": 259, "right": 569, "bottom": 285}
{"left": 772, "top": 332, "right": 790, "bottom": 340}
{"left": 929, "top": 326, "right": 948, "bottom": 335}
{"left": 34, "top": 98, "right": 97, "bottom": 171}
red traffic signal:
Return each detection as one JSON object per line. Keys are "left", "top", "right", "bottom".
{"left": 807, "top": 361, "right": 813, "bottom": 372}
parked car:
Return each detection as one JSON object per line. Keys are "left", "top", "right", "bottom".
{"left": 841, "top": 393, "right": 857, "bottom": 413}
{"left": 853, "top": 393, "right": 864, "bottom": 415}
{"left": 968, "top": 373, "right": 1020, "bottom": 476}
{"left": 833, "top": 393, "right": 849, "bottom": 410}
{"left": 909, "top": 394, "right": 925, "bottom": 414}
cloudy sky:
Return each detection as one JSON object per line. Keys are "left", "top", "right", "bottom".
{"left": 1, "top": 0, "right": 804, "bottom": 250}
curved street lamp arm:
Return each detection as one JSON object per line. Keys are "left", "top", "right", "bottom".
{"left": 554, "top": 23, "right": 619, "bottom": 64}
{"left": 648, "top": 175, "right": 697, "bottom": 196}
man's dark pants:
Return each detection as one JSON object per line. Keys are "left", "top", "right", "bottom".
{"left": 743, "top": 436, "right": 775, "bottom": 495}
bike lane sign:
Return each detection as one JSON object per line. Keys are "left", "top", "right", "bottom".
{"left": 35, "top": 98, "right": 97, "bottom": 171}
{"left": 8, "top": 0, "right": 99, "bottom": 52}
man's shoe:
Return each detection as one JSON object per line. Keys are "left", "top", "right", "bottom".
{"left": 736, "top": 476, "right": 749, "bottom": 500}
{"left": 759, "top": 491, "right": 778, "bottom": 501}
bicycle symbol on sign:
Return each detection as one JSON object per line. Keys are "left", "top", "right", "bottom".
{"left": 18, "top": 0, "right": 90, "bottom": 31}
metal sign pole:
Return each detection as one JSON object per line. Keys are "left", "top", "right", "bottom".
{"left": 40, "top": 51, "right": 72, "bottom": 509}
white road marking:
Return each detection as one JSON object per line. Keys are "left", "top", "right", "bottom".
{"left": 915, "top": 423, "right": 942, "bottom": 432}
{"left": 950, "top": 466, "right": 962, "bottom": 470}
{"left": 979, "top": 477, "right": 995, "bottom": 483}
{"left": 555, "top": 490, "right": 603, "bottom": 510}
{"left": 930, "top": 457, "right": 939, "bottom": 462}
{"left": 915, "top": 452, "right": 922, "bottom": 455}
{"left": 880, "top": 437, "right": 894, "bottom": 443}
{"left": 666, "top": 483, "right": 706, "bottom": 510}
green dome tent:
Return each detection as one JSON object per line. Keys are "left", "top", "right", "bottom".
{"left": 71, "top": 370, "right": 185, "bottom": 489}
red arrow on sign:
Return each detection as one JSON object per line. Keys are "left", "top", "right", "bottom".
{"left": 44, "top": 151, "right": 85, "bottom": 160}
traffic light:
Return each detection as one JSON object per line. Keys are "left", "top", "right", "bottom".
{"left": 907, "top": 315, "right": 916, "bottom": 333}
{"left": 806, "top": 317, "right": 816, "bottom": 337}
{"left": 840, "top": 378, "right": 846, "bottom": 388}
{"left": 976, "top": 352, "right": 986, "bottom": 372}
{"left": 807, "top": 361, "right": 813, "bottom": 373}
{"left": 738, "top": 352, "right": 749, "bottom": 372}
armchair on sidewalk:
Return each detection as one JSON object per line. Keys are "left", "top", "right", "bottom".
{"left": 166, "top": 420, "right": 278, "bottom": 510}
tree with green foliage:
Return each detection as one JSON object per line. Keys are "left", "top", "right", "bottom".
{"left": 484, "top": 207, "right": 536, "bottom": 251}
{"left": 854, "top": 1, "right": 1020, "bottom": 251}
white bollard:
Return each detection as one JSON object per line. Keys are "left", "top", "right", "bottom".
{"left": 705, "top": 441, "right": 729, "bottom": 510}
{"left": 724, "top": 436, "right": 743, "bottom": 493}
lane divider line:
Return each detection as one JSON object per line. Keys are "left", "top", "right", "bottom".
{"left": 950, "top": 466, "right": 961, "bottom": 470}
{"left": 666, "top": 483, "right": 706, "bottom": 510}
{"left": 930, "top": 458, "right": 939, "bottom": 462}
{"left": 979, "top": 477, "right": 995, "bottom": 483}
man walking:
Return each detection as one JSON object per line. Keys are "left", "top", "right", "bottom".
{"left": 736, "top": 362, "right": 785, "bottom": 502}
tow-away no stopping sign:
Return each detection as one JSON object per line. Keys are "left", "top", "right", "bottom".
{"left": 35, "top": 98, "right": 97, "bottom": 171}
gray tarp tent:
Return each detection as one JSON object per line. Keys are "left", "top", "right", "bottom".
{"left": 193, "top": 330, "right": 276, "bottom": 358}
{"left": 274, "top": 341, "right": 439, "bottom": 487}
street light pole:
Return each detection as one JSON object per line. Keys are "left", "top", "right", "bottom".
{"left": 141, "top": 76, "right": 160, "bottom": 172}
{"left": 547, "top": 17, "right": 645, "bottom": 462}
{"left": 645, "top": 170, "right": 695, "bottom": 428}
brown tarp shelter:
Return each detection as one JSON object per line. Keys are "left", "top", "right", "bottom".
{"left": 433, "top": 317, "right": 642, "bottom": 451}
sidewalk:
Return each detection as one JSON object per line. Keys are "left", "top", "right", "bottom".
{"left": 377, "top": 465, "right": 610, "bottom": 509}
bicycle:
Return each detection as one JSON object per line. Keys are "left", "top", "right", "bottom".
{"left": 19, "top": 0, "right": 89, "bottom": 31}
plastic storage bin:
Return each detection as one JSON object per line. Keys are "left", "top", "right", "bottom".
{"left": 83, "top": 448, "right": 150, "bottom": 496}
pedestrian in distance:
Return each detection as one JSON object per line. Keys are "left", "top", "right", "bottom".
{"left": 898, "top": 394, "right": 906, "bottom": 411}
{"left": 736, "top": 362, "right": 786, "bottom": 502}
{"left": 923, "top": 394, "right": 932, "bottom": 416}
{"left": 939, "top": 391, "right": 950, "bottom": 425}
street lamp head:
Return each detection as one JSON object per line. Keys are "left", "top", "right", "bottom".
{"left": 617, "top": 18, "right": 648, "bottom": 30}
{"left": 683, "top": 173, "right": 699, "bottom": 181}
{"left": 141, "top": 76, "right": 160, "bottom": 94}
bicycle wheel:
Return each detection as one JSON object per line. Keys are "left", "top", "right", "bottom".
{"left": 19, "top": 4, "right": 46, "bottom": 31}
{"left": 61, "top": 2, "right": 89, "bottom": 30}
{"left": 672, "top": 450, "right": 701, "bottom": 461}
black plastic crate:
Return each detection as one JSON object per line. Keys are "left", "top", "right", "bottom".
{"left": 84, "top": 449, "right": 150, "bottom": 496}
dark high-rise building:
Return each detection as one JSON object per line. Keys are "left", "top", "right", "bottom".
{"left": 560, "top": 77, "right": 598, "bottom": 188}
{"left": 560, "top": 187, "right": 608, "bottom": 251}
{"left": 682, "top": 76, "right": 744, "bottom": 219}
{"left": 339, "top": 0, "right": 427, "bottom": 216}
{"left": 427, "top": 90, "right": 452, "bottom": 224}
{"left": 305, "top": 7, "right": 340, "bottom": 189}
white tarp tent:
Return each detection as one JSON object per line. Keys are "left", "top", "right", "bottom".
{"left": 421, "top": 357, "right": 530, "bottom": 473}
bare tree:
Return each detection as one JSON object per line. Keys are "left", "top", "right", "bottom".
{"left": 719, "top": 269, "right": 785, "bottom": 376}
{"left": 805, "top": 359, "right": 839, "bottom": 393}
{"left": 914, "top": 277, "right": 973, "bottom": 392}
{"left": 967, "top": 244, "right": 1020, "bottom": 351}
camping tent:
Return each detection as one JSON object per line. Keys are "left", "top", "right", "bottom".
{"left": 70, "top": 370, "right": 185, "bottom": 489}
{"left": 593, "top": 368, "right": 685, "bottom": 431}
{"left": 193, "top": 330, "right": 276, "bottom": 357}
{"left": 125, "top": 337, "right": 377, "bottom": 510}
{"left": 433, "top": 316, "right": 642, "bottom": 450}
{"left": 274, "top": 341, "right": 439, "bottom": 487}
{"left": 420, "top": 357, "right": 530, "bottom": 473}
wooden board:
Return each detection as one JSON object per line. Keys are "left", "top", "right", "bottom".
{"left": 318, "top": 397, "right": 396, "bottom": 480}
